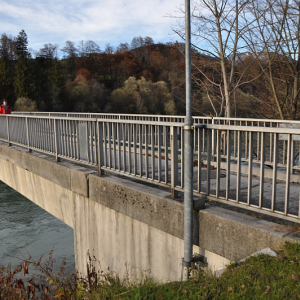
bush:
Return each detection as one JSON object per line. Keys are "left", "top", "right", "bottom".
{"left": 14, "top": 97, "right": 37, "bottom": 112}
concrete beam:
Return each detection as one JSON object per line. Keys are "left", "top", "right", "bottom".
{"left": 0, "top": 141, "right": 299, "bottom": 282}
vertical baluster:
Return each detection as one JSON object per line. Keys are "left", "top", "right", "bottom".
{"left": 171, "top": 126, "right": 178, "bottom": 199}
{"left": 281, "top": 132, "right": 285, "bottom": 163}
{"left": 67, "top": 120, "right": 71, "bottom": 158}
{"left": 103, "top": 121, "right": 107, "bottom": 167}
{"left": 70, "top": 120, "right": 75, "bottom": 159}
{"left": 285, "top": 134, "right": 291, "bottom": 215}
{"left": 157, "top": 125, "right": 162, "bottom": 182}
{"left": 122, "top": 123, "right": 126, "bottom": 173}
{"left": 226, "top": 130, "right": 231, "bottom": 200}
{"left": 151, "top": 125, "right": 155, "bottom": 180}
{"left": 40, "top": 118, "right": 44, "bottom": 150}
{"left": 247, "top": 131, "right": 253, "bottom": 205}
{"left": 85, "top": 121, "right": 90, "bottom": 162}
{"left": 36, "top": 118, "right": 39, "bottom": 149}
{"left": 26, "top": 117, "right": 31, "bottom": 152}
{"left": 207, "top": 129, "right": 212, "bottom": 195}
{"left": 291, "top": 139, "right": 295, "bottom": 175}
{"left": 236, "top": 131, "right": 242, "bottom": 203}
{"left": 259, "top": 132, "right": 266, "bottom": 209}
{"left": 117, "top": 122, "right": 121, "bottom": 170}
{"left": 270, "top": 124, "right": 273, "bottom": 163}
{"left": 133, "top": 124, "right": 137, "bottom": 175}
{"left": 46, "top": 119, "right": 51, "bottom": 152}
{"left": 139, "top": 124, "right": 143, "bottom": 177}
{"left": 108, "top": 122, "right": 112, "bottom": 168}
{"left": 271, "top": 133, "right": 278, "bottom": 212}
{"left": 91, "top": 121, "right": 97, "bottom": 164}
{"left": 54, "top": 119, "right": 60, "bottom": 162}
{"left": 128, "top": 123, "right": 132, "bottom": 174}
{"left": 216, "top": 130, "right": 221, "bottom": 198}
{"left": 164, "top": 126, "right": 168, "bottom": 183}
{"left": 112, "top": 122, "right": 116, "bottom": 170}
{"left": 181, "top": 127, "right": 184, "bottom": 189}
{"left": 63, "top": 120, "right": 67, "bottom": 156}
{"left": 97, "top": 121, "right": 104, "bottom": 176}
{"left": 74, "top": 121, "right": 80, "bottom": 160}
{"left": 257, "top": 127, "right": 260, "bottom": 162}
{"left": 197, "top": 128, "right": 202, "bottom": 193}
{"left": 145, "top": 124, "right": 149, "bottom": 178}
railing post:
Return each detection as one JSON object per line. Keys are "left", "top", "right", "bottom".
{"left": 54, "top": 119, "right": 60, "bottom": 162}
{"left": 6, "top": 116, "right": 11, "bottom": 146}
{"left": 26, "top": 117, "right": 32, "bottom": 153}
{"left": 171, "top": 126, "right": 178, "bottom": 199}
{"left": 97, "top": 121, "right": 104, "bottom": 176}
{"left": 212, "top": 118, "right": 216, "bottom": 161}
{"left": 207, "top": 129, "right": 212, "bottom": 195}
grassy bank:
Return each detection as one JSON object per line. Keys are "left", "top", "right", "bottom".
{"left": 1, "top": 242, "right": 300, "bottom": 299}
{"left": 82, "top": 242, "right": 300, "bottom": 299}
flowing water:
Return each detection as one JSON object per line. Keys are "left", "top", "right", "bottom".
{"left": 0, "top": 180, "right": 75, "bottom": 274}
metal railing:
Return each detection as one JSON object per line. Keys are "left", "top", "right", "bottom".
{"left": 2, "top": 114, "right": 300, "bottom": 223}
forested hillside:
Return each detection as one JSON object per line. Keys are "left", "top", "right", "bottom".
{"left": 2, "top": 0, "right": 300, "bottom": 124}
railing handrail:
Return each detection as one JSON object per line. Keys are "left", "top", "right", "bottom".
{"left": 1, "top": 113, "right": 300, "bottom": 223}
{"left": 12, "top": 111, "right": 300, "bottom": 125}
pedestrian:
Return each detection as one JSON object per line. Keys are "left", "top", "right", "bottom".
{"left": 0, "top": 99, "right": 11, "bottom": 114}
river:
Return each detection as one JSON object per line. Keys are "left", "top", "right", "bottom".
{"left": 0, "top": 180, "right": 75, "bottom": 275}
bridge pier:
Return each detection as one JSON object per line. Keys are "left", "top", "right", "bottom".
{"left": 0, "top": 141, "right": 298, "bottom": 282}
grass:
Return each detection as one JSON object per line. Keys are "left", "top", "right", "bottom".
{"left": 1, "top": 242, "right": 300, "bottom": 299}
{"left": 79, "top": 242, "right": 300, "bottom": 299}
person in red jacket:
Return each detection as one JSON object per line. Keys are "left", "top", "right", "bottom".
{"left": 0, "top": 100, "right": 11, "bottom": 114}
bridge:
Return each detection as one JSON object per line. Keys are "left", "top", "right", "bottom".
{"left": 0, "top": 112, "right": 299, "bottom": 281}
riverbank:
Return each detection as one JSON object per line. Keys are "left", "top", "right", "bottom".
{"left": 83, "top": 241, "right": 300, "bottom": 299}
{"left": 1, "top": 241, "right": 300, "bottom": 299}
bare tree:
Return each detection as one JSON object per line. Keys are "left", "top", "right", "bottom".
{"left": 0, "top": 33, "right": 16, "bottom": 60}
{"left": 78, "top": 40, "right": 101, "bottom": 57}
{"left": 104, "top": 43, "right": 115, "bottom": 54}
{"left": 174, "top": 0, "right": 258, "bottom": 117}
{"left": 60, "top": 41, "right": 78, "bottom": 73}
{"left": 61, "top": 41, "right": 78, "bottom": 59}
{"left": 246, "top": 0, "right": 300, "bottom": 120}
{"left": 38, "top": 43, "right": 58, "bottom": 59}
{"left": 116, "top": 42, "right": 130, "bottom": 53}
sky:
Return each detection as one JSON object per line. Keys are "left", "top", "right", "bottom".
{"left": 0, "top": 0, "right": 184, "bottom": 55}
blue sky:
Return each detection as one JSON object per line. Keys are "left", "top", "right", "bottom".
{"left": 0, "top": 0, "right": 184, "bottom": 55}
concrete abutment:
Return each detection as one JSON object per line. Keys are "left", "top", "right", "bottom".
{"left": 0, "top": 142, "right": 298, "bottom": 282}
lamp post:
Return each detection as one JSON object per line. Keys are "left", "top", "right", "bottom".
{"left": 182, "top": 0, "right": 193, "bottom": 281}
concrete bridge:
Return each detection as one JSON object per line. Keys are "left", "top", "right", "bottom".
{"left": 0, "top": 113, "right": 300, "bottom": 282}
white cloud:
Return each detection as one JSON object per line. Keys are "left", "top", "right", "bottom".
{"left": 0, "top": 0, "right": 184, "bottom": 52}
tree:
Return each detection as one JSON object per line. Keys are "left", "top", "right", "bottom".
{"left": 0, "top": 57, "right": 11, "bottom": 100}
{"left": 61, "top": 41, "right": 78, "bottom": 74}
{"left": 0, "top": 33, "right": 16, "bottom": 60}
{"left": 246, "top": 0, "right": 300, "bottom": 120}
{"left": 78, "top": 40, "right": 101, "bottom": 57}
{"left": 174, "top": 0, "right": 256, "bottom": 117}
{"left": 14, "top": 97, "right": 37, "bottom": 111}
{"left": 131, "top": 36, "right": 144, "bottom": 49}
{"left": 49, "top": 58, "right": 63, "bottom": 111}
{"left": 38, "top": 43, "right": 58, "bottom": 59}
{"left": 104, "top": 43, "right": 114, "bottom": 54}
{"left": 14, "top": 54, "right": 29, "bottom": 98}
{"left": 108, "top": 76, "right": 176, "bottom": 114}
{"left": 15, "top": 30, "right": 29, "bottom": 58}
{"left": 116, "top": 42, "right": 129, "bottom": 53}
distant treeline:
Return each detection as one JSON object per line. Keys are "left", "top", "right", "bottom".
{"left": 1, "top": 26, "right": 300, "bottom": 120}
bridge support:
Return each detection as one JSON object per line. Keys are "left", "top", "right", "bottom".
{"left": 0, "top": 142, "right": 298, "bottom": 283}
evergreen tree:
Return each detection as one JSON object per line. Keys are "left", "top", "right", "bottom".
{"left": 0, "top": 57, "right": 10, "bottom": 99}
{"left": 14, "top": 54, "right": 29, "bottom": 98}
{"left": 15, "top": 30, "right": 29, "bottom": 58}
{"left": 49, "top": 58, "right": 62, "bottom": 111}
